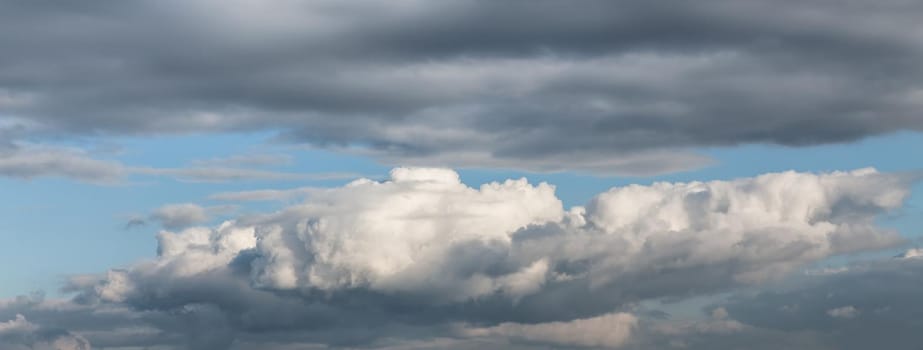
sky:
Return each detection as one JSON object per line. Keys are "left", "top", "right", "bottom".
{"left": 1, "top": 1, "right": 923, "bottom": 349}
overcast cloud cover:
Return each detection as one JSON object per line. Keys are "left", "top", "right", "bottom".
{"left": 3, "top": 0, "right": 923, "bottom": 175}
{"left": 2, "top": 0, "right": 923, "bottom": 349}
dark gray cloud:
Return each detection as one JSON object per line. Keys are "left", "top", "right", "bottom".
{"left": 1, "top": 0, "right": 921, "bottom": 174}
{"left": 713, "top": 255, "right": 923, "bottom": 350}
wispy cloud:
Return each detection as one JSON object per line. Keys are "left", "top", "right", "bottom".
{"left": 0, "top": 144, "right": 124, "bottom": 184}
{"left": 129, "top": 166, "right": 356, "bottom": 183}
{"left": 0, "top": 142, "right": 359, "bottom": 184}
{"left": 208, "top": 187, "right": 321, "bottom": 202}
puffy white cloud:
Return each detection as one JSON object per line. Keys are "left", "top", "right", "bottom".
{"left": 556, "top": 167, "right": 909, "bottom": 286}
{"left": 462, "top": 312, "right": 637, "bottom": 348}
{"left": 193, "top": 167, "right": 562, "bottom": 301}
{"left": 156, "top": 222, "right": 257, "bottom": 277}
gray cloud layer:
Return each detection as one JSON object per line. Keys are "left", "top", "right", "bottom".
{"left": 4, "top": 167, "right": 914, "bottom": 349}
{"left": 2, "top": 0, "right": 922, "bottom": 174}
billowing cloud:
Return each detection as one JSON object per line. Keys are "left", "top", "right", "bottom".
{"left": 43, "top": 167, "right": 914, "bottom": 349}
{"left": 247, "top": 167, "right": 563, "bottom": 300}
{"left": 2, "top": 0, "right": 923, "bottom": 174}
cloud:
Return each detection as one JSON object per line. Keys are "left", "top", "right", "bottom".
{"left": 649, "top": 307, "right": 747, "bottom": 337}
{"left": 0, "top": 314, "right": 91, "bottom": 350}
{"left": 628, "top": 306, "right": 832, "bottom": 350}
{"left": 208, "top": 187, "right": 319, "bottom": 202}
{"left": 461, "top": 312, "right": 637, "bottom": 348}
{"left": 803, "top": 267, "right": 850, "bottom": 276}
{"left": 129, "top": 167, "right": 355, "bottom": 183}
{"left": 190, "top": 154, "right": 294, "bottom": 168}
{"left": 716, "top": 257, "right": 923, "bottom": 350}
{"left": 0, "top": 144, "right": 124, "bottom": 184}
{"left": 3, "top": 0, "right": 923, "bottom": 174}
{"left": 0, "top": 314, "right": 36, "bottom": 334}
{"left": 148, "top": 203, "right": 218, "bottom": 230}
{"left": 151, "top": 203, "right": 211, "bottom": 230}
{"left": 123, "top": 216, "right": 146, "bottom": 230}
{"left": 0, "top": 120, "right": 348, "bottom": 183}
{"left": 133, "top": 203, "right": 239, "bottom": 230}
{"left": 147, "top": 168, "right": 565, "bottom": 302}
{"left": 44, "top": 167, "right": 915, "bottom": 349}
{"left": 826, "top": 306, "right": 859, "bottom": 319}
{"left": 895, "top": 247, "right": 923, "bottom": 259}
{"left": 0, "top": 141, "right": 354, "bottom": 183}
